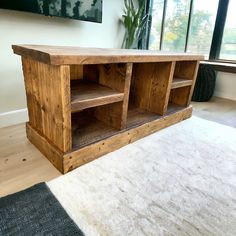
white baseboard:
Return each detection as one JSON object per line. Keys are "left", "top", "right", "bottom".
{"left": 215, "top": 72, "right": 236, "bottom": 101}
{"left": 0, "top": 109, "right": 28, "bottom": 129}
{"left": 214, "top": 91, "right": 236, "bottom": 101}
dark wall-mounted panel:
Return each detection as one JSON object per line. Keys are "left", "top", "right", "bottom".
{"left": 0, "top": 0, "right": 103, "bottom": 23}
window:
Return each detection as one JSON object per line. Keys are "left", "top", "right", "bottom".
{"left": 149, "top": 0, "right": 164, "bottom": 50}
{"left": 187, "top": 0, "right": 218, "bottom": 58}
{"left": 149, "top": 0, "right": 236, "bottom": 62}
{"left": 162, "top": 0, "right": 190, "bottom": 52}
{"left": 220, "top": 0, "right": 236, "bottom": 60}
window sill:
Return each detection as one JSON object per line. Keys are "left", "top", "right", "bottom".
{"left": 201, "top": 60, "right": 236, "bottom": 74}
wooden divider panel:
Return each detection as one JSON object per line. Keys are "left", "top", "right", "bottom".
{"left": 171, "top": 61, "right": 199, "bottom": 106}
{"left": 94, "top": 63, "right": 133, "bottom": 130}
{"left": 169, "top": 87, "right": 191, "bottom": 106}
{"left": 131, "top": 62, "right": 175, "bottom": 115}
{"left": 83, "top": 64, "right": 99, "bottom": 83}
{"left": 70, "top": 65, "right": 83, "bottom": 80}
{"left": 174, "top": 61, "right": 198, "bottom": 80}
{"left": 187, "top": 61, "right": 200, "bottom": 105}
{"left": 22, "top": 57, "right": 72, "bottom": 152}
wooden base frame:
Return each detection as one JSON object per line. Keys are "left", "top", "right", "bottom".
{"left": 27, "top": 106, "right": 192, "bottom": 174}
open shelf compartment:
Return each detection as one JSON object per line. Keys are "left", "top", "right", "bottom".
{"left": 171, "top": 60, "right": 198, "bottom": 89}
{"left": 168, "top": 60, "right": 199, "bottom": 109}
{"left": 70, "top": 63, "right": 132, "bottom": 143}
{"left": 72, "top": 108, "right": 118, "bottom": 148}
{"left": 128, "top": 61, "right": 175, "bottom": 118}
{"left": 72, "top": 103, "right": 185, "bottom": 149}
{"left": 71, "top": 79, "right": 124, "bottom": 112}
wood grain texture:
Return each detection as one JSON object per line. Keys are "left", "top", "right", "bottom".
{"left": 12, "top": 45, "right": 204, "bottom": 65}
{"left": 169, "top": 87, "right": 192, "bottom": 107}
{"left": 187, "top": 61, "right": 200, "bottom": 105}
{"left": 174, "top": 61, "right": 198, "bottom": 80}
{"left": 171, "top": 78, "right": 193, "bottom": 89}
{"left": 26, "top": 123, "right": 64, "bottom": 173}
{"left": 71, "top": 103, "right": 185, "bottom": 149}
{"left": 0, "top": 123, "right": 61, "bottom": 197}
{"left": 72, "top": 111, "right": 118, "bottom": 149}
{"left": 16, "top": 47, "right": 202, "bottom": 174}
{"left": 71, "top": 80, "right": 124, "bottom": 112}
{"left": 22, "top": 57, "right": 72, "bottom": 152}
{"left": 70, "top": 65, "right": 83, "bottom": 80}
{"left": 131, "top": 62, "right": 175, "bottom": 115}
{"left": 94, "top": 63, "right": 133, "bottom": 130}
{"left": 170, "top": 61, "right": 199, "bottom": 107}
{"left": 63, "top": 106, "right": 192, "bottom": 173}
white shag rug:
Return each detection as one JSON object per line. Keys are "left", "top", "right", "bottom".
{"left": 47, "top": 116, "right": 236, "bottom": 236}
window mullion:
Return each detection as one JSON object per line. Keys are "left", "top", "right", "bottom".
{"left": 184, "top": 0, "right": 194, "bottom": 52}
{"left": 159, "top": 0, "right": 168, "bottom": 50}
{"left": 209, "top": 0, "right": 229, "bottom": 60}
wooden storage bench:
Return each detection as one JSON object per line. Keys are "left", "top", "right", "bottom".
{"left": 12, "top": 45, "right": 203, "bottom": 173}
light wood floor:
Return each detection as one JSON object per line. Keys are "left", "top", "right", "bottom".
{"left": 0, "top": 125, "right": 61, "bottom": 196}
{"left": 192, "top": 96, "right": 236, "bottom": 128}
{"left": 0, "top": 97, "right": 235, "bottom": 197}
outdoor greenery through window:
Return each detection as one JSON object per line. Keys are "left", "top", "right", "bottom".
{"left": 162, "top": 0, "right": 190, "bottom": 53}
{"left": 149, "top": 0, "right": 236, "bottom": 60}
{"left": 149, "top": 0, "right": 164, "bottom": 50}
{"left": 220, "top": 0, "right": 236, "bottom": 60}
{"left": 187, "top": 0, "right": 218, "bottom": 57}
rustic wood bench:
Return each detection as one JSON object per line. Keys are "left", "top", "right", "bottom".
{"left": 12, "top": 45, "right": 203, "bottom": 173}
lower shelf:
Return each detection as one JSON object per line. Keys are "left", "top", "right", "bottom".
{"left": 72, "top": 104, "right": 185, "bottom": 149}
{"left": 26, "top": 105, "right": 192, "bottom": 173}
{"left": 72, "top": 115, "right": 117, "bottom": 148}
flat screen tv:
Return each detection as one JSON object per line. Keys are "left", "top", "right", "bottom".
{"left": 0, "top": 0, "right": 102, "bottom": 23}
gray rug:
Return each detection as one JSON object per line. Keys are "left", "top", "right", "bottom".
{"left": 0, "top": 183, "right": 84, "bottom": 236}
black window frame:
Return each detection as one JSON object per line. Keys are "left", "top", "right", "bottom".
{"left": 152, "top": 0, "right": 234, "bottom": 63}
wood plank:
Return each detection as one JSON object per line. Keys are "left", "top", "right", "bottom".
{"left": 131, "top": 62, "right": 175, "bottom": 115}
{"left": 22, "top": 57, "right": 72, "bottom": 152}
{"left": 72, "top": 112, "right": 118, "bottom": 148}
{"left": 22, "top": 57, "right": 43, "bottom": 132}
{"left": 174, "top": 61, "right": 198, "bottom": 80}
{"left": 70, "top": 65, "right": 83, "bottom": 80}
{"left": 149, "top": 62, "right": 175, "bottom": 115}
{"left": 26, "top": 123, "right": 64, "bottom": 173}
{"left": 94, "top": 63, "right": 133, "bottom": 130}
{"left": 71, "top": 103, "right": 186, "bottom": 150}
{"left": 171, "top": 78, "right": 193, "bottom": 89}
{"left": 0, "top": 123, "right": 61, "bottom": 197}
{"left": 83, "top": 64, "right": 99, "bottom": 82}
{"left": 12, "top": 45, "right": 204, "bottom": 65}
{"left": 63, "top": 106, "right": 193, "bottom": 173}
{"left": 171, "top": 61, "right": 199, "bottom": 106}
{"left": 169, "top": 87, "right": 192, "bottom": 107}
{"left": 71, "top": 80, "right": 124, "bottom": 112}
{"left": 187, "top": 61, "right": 200, "bottom": 105}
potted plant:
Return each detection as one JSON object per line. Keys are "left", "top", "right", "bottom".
{"left": 121, "top": 0, "right": 149, "bottom": 49}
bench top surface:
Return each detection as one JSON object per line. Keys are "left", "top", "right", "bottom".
{"left": 12, "top": 44, "right": 204, "bottom": 65}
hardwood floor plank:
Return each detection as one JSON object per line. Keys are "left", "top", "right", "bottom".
{"left": 0, "top": 124, "right": 61, "bottom": 197}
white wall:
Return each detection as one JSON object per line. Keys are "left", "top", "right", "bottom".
{"left": 0, "top": 0, "right": 124, "bottom": 128}
{"left": 215, "top": 72, "right": 236, "bottom": 101}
